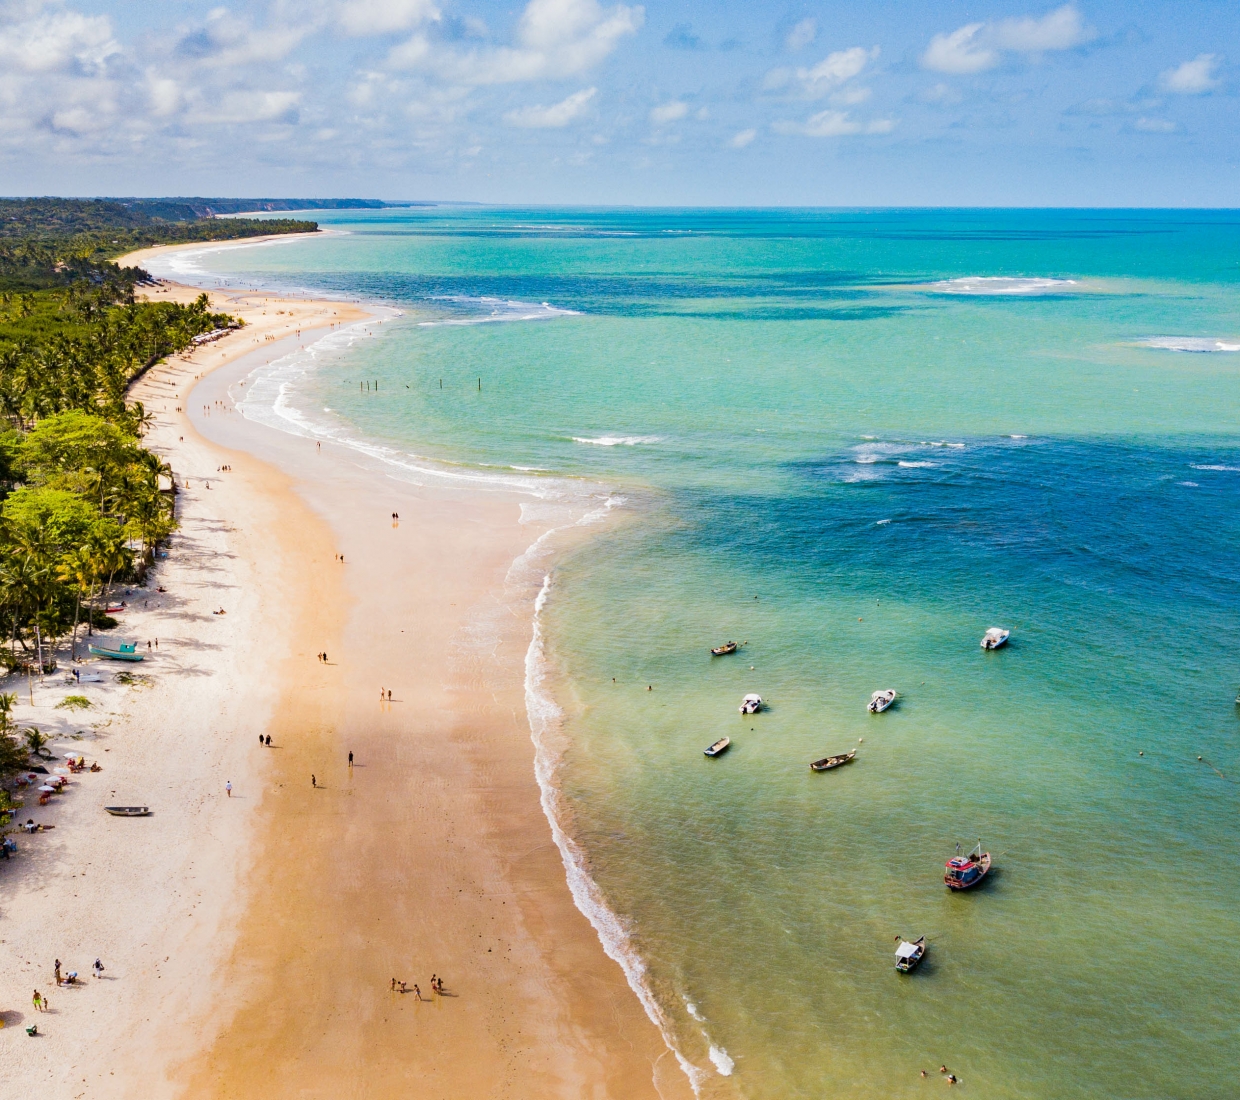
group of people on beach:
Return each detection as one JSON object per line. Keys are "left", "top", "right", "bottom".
{"left": 390, "top": 975, "right": 445, "bottom": 1000}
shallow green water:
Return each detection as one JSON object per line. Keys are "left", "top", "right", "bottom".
{"left": 159, "top": 208, "right": 1240, "bottom": 1097}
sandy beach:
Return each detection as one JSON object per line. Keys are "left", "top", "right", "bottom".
{"left": 0, "top": 239, "right": 691, "bottom": 1099}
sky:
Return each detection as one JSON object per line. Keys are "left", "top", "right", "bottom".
{"left": 0, "top": 0, "right": 1236, "bottom": 205}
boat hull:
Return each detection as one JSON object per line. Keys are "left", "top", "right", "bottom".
{"left": 704, "top": 737, "right": 731, "bottom": 757}
{"left": 945, "top": 853, "right": 992, "bottom": 889}
{"left": 88, "top": 646, "right": 143, "bottom": 662}
{"left": 104, "top": 806, "right": 150, "bottom": 817}
{"left": 810, "top": 752, "right": 856, "bottom": 771}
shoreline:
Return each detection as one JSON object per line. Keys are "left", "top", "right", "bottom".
{"left": 1, "top": 239, "right": 692, "bottom": 1098}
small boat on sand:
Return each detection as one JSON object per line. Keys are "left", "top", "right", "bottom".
{"left": 895, "top": 936, "right": 926, "bottom": 972}
{"left": 944, "top": 841, "right": 992, "bottom": 890}
{"left": 104, "top": 806, "right": 150, "bottom": 817}
{"left": 711, "top": 641, "right": 739, "bottom": 656}
{"left": 88, "top": 642, "right": 143, "bottom": 662}
{"left": 868, "top": 689, "right": 897, "bottom": 714}
{"left": 704, "top": 737, "right": 731, "bottom": 757}
{"left": 739, "top": 693, "right": 763, "bottom": 714}
{"left": 981, "top": 627, "right": 1009, "bottom": 650}
{"left": 810, "top": 750, "right": 856, "bottom": 771}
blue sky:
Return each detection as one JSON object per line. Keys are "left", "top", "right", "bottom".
{"left": 1, "top": 0, "right": 1236, "bottom": 204}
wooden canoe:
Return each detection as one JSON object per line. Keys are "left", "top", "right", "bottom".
{"left": 810, "top": 750, "right": 856, "bottom": 771}
{"left": 104, "top": 806, "right": 150, "bottom": 817}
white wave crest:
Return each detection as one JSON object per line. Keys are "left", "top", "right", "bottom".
{"left": 1138, "top": 336, "right": 1240, "bottom": 353}
{"left": 572, "top": 435, "right": 662, "bottom": 447}
{"left": 418, "top": 295, "right": 581, "bottom": 326}
{"left": 709, "top": 1046, "right": 735, "bottom": 1076}
{"left": 524, "top": 573, "right": 707, "bottom": 1095}
{"left": 1191, "top": 464, "right": 1240, "bottom": 472}
{"left": 898, "top": 460, "right": 935, "bottom": 468}
{"left": 924, "top": 276, "right": 1077, "bottom": 295}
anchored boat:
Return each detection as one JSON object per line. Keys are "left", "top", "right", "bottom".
{"left": 739, "top": 693, "right": 763, "bottom": 714}
{"left": 704, "top": 737, "right": 731, "bottom": 757}
{"left": 711, "top": 641, "right": 739, "bottom": 656}
{"left": 945, "top": 841, "right": 992, "bottom": 890}
{"left": 895, "top": 936, "right": 926, "bottom": 973}
{"left": 810, "top": 750, "right": 856, "bottom": 771}
{"left": 981, "top": 627, "right": 1010, "bottom": 650}
{"left": 868, "top": 689, "right": 897, "bottom": 714}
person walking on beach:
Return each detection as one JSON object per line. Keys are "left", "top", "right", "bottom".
{"left": 93, "top": 958, "right": 105, "bottom": 979}
{"left": 225, "top": 781, "right": 232, "bottom": 797}
{"left": 54, "top": 960, "right": 61, "bottom": 985}
{"left": 311, "top": 774, "right": 316, "bottom": 788}
{"left": 33, "top": 989, "right": 43, "bottom": 1012}
{"left": 412, "top": 984, "right": 422, "bottom": 1001}
{"left": 348, "top": 752, "right": 353, "bottom": 767}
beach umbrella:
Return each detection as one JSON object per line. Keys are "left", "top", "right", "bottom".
{"left": 38, "top": 785, "right": 55, "bottom": 792}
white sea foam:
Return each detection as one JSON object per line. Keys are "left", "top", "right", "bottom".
{"left": 1010, "top": 434, "right": 1028, "bottom": 439}
{"left": 1191, "top": 464, "right": 1240, "bottom": 472}
{"left": 876, "top": 518, "right": 892, "bottom": 525}
{"left": 572, "top": 435, "right": 662, "bottom": 447}
{"left": 685, "top": 1001, "right": 705, "bottom": 1022}
{"left": 524, "top": 572, "right": 707, "bottom": 1095}
{"left": 923, "top": 276, "right": 1077, "bottom": 295}
{"left": 1179, "top": 481, "right": 1199, "bottom": 487}
{"left": 417, "top": 295, "right": 581, "bottom": 326}
{"left": 898, "top": 460, "right": 935, "bottom": 468}
{"left": 709, "top": 1046, "right": 735, "bottom": 1076}
{"left": 1137, "top": 336, "right": 1240, "bottom": 353}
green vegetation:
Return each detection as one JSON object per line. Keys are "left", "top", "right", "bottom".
{"left": 56, "top": 694, "right": 92, "bottom": 710}
{"left": 0, "top": 198, "right": 316, "bottom": 726}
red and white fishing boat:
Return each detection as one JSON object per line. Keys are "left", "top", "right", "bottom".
{"left": 944, "top": 841, "right": 992, "bottom": 890}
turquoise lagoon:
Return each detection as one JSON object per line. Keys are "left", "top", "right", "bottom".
{"left": 160, "top": 209, "right": 1240, "bottom": 1098}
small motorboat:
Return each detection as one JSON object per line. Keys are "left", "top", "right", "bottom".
{"left": 711, "top": 642, "right": 739, "bottom": 656}
{"left": 868, "top": 689, "right": 897, "bottom": 714}
{"left": 104, "top": 806, "right": 150, "bottom": 817}
{"left": 895, "top": 936, "right": 926, "bottom": 973}
{"left": 704, "top": 737, "right": 731, "bottom": 757}
{"left": 810, "top": 750, "right": 856, "bottom": 771}
{"left": 739, "top": 693, "right": 762, "bottom": 714}
{"left": 88, "top": 642, "right": 143, "bottom": 662}
{"left": 944, "top": 841, "right": 992, "bottom": 890}
{"left": 981, "top": 627, "right": 1010, "bottom": 650}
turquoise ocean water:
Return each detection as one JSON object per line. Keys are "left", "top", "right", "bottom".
{"left": 158, "top": 209, "right": 1240, "bottom": 1098}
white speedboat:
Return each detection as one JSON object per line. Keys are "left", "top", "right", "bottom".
{"left": 980, "top": 627, "right": 1009, "bottom": 650}
{"left": 868, "top": 689, "right": 897, "bottom": 713}
{"left": 739, "top": 693, "right": 763, "bottom": 714}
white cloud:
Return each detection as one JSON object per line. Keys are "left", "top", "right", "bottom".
{"left": 176, "top": 8, "right": 309, "bottom": 69}
{"left": 765, "top": 45, "right": 878, "bottom": 99}
{"left": 1159, "top": 54, "right": 1221, "bottom": 95}
{"left": 785, "top": 17, "right": 816, "bottom": 52}
{"left": 146, "top": 72, "right": 181, "bottom": 117}
{"left": 395, "top": 0, "right": 643, "bottom": 85}
{"left": 210, "top": 89, "right": 302, "bottom": 124}
{"left": 923, "top": 5, "right": 1092, "bottom": 74}
{"left": 729, "top": 127, "right": 755, "bottom": 147}
{"left": 650, "top": 99, "right": 687, "bottom": 124}
{"left": 504, "top": 86, "right": 596, "bottom": 127}
{"left": 1134, "top": 116, "right": 1177, "bottom": 133}
{"left": 0, "top": 5, "right": 118, "bottom": 73}
{"left": 921, "top": 82, "right": 962, "bottom": 105}
{"left": 775, "top": 109, "right": 893, "bottom": 138}
{"left": 337, "top": 0, "right": 440, "bottom": 37}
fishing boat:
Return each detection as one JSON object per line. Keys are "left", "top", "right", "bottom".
{"left": 704, "top": 737, "right": 731, "bottom": 757}
{"left": 739, "top": 693, "right": 762, "bottom": 714}
{"left": 810, "top": 750, "right": 856, "bottom": 771}
{"left": 711, "top": 642, "right": 738, "bottom": 656}
{"left": 104, "top": 806, "right": 150, "bottom": 817}
{"left": 895, "top": 936, "right": 926, "bottom": 973}
{"left": 944, "top": 841, "right": 992, "bottom": 890}
{"left": 868, "top": 689, "right": 897, "bottom": 713}
{"left": 88, "top": 642, "right": 143, "bottom": 662}
{"left": 980, "top": 627, "right": 1010, "bottom": 650}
